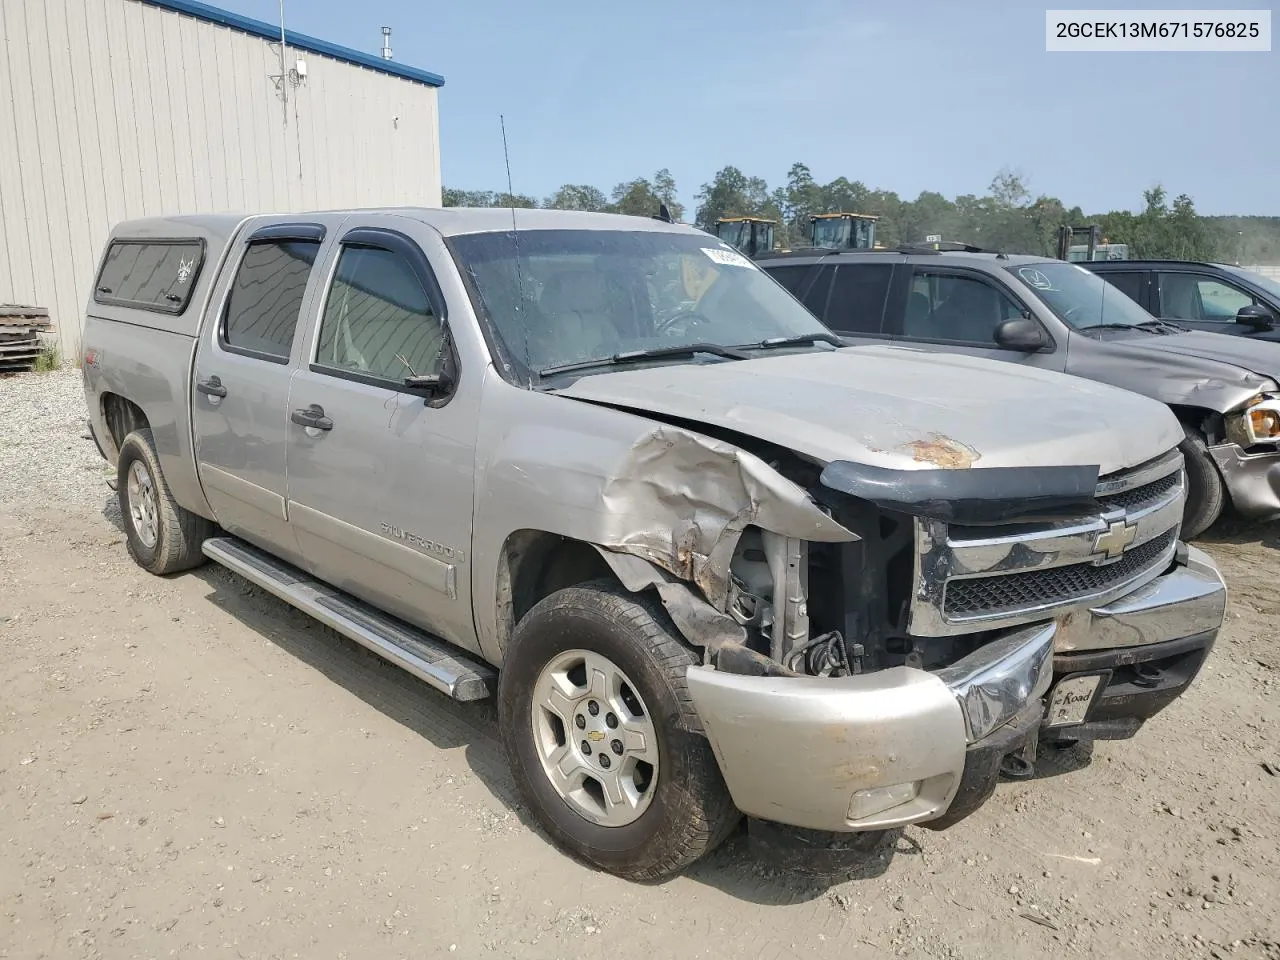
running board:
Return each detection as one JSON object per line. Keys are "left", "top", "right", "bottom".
{"left": 201, "top": 537, "right": 495, "bottom": 702}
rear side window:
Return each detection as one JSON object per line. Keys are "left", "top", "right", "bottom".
{"left": 764, "top": 264, "right": 814, "bottom": 297}
{"left": 315, "top": 245, "right": 446, "bottom": 383}
{"left": 221, "top": 240, "right": 321, "bottom": 362}
{"left": 94, "top": 239, "right": 205, "bottom": 314}
{"left": 824, "top": 264, "right": 893, "bottom": 333}
{"left": 800, "top": 265, "right": 836, "bottom": 316}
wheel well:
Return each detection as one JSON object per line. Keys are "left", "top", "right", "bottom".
{"left": 1167, "top": 404, "right": 1224, "bottom": 444}
{"left": 101, "top": 394, "right": 150, "bottom": 457}
{"left": 496, "top": 531, "right": 616, "bottom": 649}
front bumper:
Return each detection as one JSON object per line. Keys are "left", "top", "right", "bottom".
{"left": 1209, "top": 442, "right": 1280, "bottom": 519}
{"left": 686, "top": 544, "right": 1226, "bottom": 834}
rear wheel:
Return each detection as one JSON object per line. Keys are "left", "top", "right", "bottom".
{"left": 117, "top": 428, "right": 215, "bottom": 575}
{"left": 498, "top": 581, "right": 738, "bottom": 881}
{"left": 1178, "top": 425, "right": 1226, "bottom": 539}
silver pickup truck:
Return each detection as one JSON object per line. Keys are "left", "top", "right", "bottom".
{"left": 82, "top": 208, "right": 1227, "bottom": 881}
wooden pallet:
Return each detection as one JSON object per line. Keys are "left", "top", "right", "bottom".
{"left": 0, "top": 305, "right": 54, "bottom": 373}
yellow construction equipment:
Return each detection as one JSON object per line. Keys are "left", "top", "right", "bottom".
{"left": 809, "top": 212, "right": 878, "bottom": 250}
{"left": 714, "top": 216, "right": 777, "bottom": 257}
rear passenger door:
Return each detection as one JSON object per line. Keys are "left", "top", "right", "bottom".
{"left": 283, "top": 216, "right": 479, "bottom": 650}
{"left": 882, "top": 266, "right": 1066, "bottom": 371}
{"left": 1093, "top": 269, "right": 1151, "bottom": 312}
{"left": 192, "top": 219, "right": 339, "bottom": 564}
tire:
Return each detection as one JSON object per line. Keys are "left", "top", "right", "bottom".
{"left": 117, "top": 428, "right": 215, "bottom": 575}
{"left": 1178, "top": 425, "right": 1226, "bottom": 539}
{"left": 498, "top": 580, "right": 739, "bottom": 881}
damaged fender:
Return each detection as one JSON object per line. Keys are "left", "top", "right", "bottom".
{"left": 470, "top": 372, "right": 857, "bottom": 665}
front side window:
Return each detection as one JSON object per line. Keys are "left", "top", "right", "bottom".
{"left": 316, "top": 246, "right": 446, "bottom": 382}
{"left": 95, "top": 239, "right": 204, "bottom": 314}
{"left": 447, "top": 229, "right": 834, "bottom": 378}
{"left": 222, "top": 239, "right": 321, "bottom": 361}
{"left": 901, "top": 270, "right": 1023, "bottom": 344}
{"left": 1158, "top": 273, "right": 1254, "bottom": 322}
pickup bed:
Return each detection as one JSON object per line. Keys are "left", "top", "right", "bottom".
{"left": 82, "top": 208, "right": 1228, "bottom": 880}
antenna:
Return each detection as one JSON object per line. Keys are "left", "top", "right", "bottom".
{"left": 500, "top": 115, "right": 532, "bottom": 382}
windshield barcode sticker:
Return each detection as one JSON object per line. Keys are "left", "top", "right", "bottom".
{"left": 702, "top": 247, "right": 755, "bottom": 268}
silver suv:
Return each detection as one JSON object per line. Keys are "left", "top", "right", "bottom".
{"left": 759, "top": 246, "right": 1280, "bottom": 537}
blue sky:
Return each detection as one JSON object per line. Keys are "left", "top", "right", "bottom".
{"left": 213, "top": 0, "right": 1278, "bottom": 215}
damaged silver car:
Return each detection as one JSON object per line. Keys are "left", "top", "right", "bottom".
{"left": 82, "top": 209, "right": 1226, "bottom": 881}
{"left": 759, "top": 247, "right": 1280, "bottom": 537}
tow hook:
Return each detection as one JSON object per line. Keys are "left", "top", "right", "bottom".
{"left": 999, "top": 753, "right": 1035, "bottom": 779}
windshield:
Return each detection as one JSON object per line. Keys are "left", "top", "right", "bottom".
{"left": 811, "top": 218, "right": 849, "bottom": 248}
{"left": 1223, "top": 264, "right": 1280, "bottom": 301}
{"left": 447, "top": 229, "right": 834, "bottom": 378}
{"left": 1005, "top": 261, "right": 1157, "bottom": 329}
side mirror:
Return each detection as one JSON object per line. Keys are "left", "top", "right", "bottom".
{"left": 994, "top": 317, "right": 1047, "bottom": 352}
{"left": 1236, "top": 303, "right": 1276, "bottom": 330}
{"left": 404, "top": 370, "right": 454, "bottom": 397}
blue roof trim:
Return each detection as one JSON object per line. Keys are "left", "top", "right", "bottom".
{"left": 139, "top": 0, "right": 445, "bottom": 87}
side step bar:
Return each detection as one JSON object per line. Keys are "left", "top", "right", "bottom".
{"left": 202, "top": 537, "right": 495, "bottom": 702}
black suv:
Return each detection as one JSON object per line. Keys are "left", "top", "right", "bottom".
{"left": 1084, "top": 260, "right": 1280, "bottom": 339}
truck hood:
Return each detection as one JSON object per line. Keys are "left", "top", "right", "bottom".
{"left": 1068, "top": 329, "right": 1280, "bottom": 412}
{"left": 555, "top": 344, "right": 1182, "bottom": 476}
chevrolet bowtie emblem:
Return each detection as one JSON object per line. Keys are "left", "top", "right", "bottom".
{"left": 1093, "top": 519, "right": 1137, "bottom": 560}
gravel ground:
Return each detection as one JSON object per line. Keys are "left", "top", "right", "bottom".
{"left": 1, "top": 368, "right": 1278, "bottom": 960}
{"left": 0, "top": 367, "right": 108, "bottom": 513}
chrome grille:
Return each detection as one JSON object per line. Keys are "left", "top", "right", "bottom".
{"left": 1096, "top": 471, "right": 1179, "bottom": 513}
{"left": 910, "top": 448, "right": 1186, "bottom": 637}
{"left": 943, "top": 530, "right": 1176, "bottom": 617}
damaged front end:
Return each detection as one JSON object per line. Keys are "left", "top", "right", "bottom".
{"left": 639, "top": 441, "right": 1224, "bottom": 836}
{"left": 1211, "top": 392, "right": 1280, "bottom": 520}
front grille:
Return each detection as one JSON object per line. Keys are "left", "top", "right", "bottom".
{"left": 1097, "top": 471, "right": 1179, "bottom": 513}
{"left": 943, "top": 529, "right": 1177, "bottom": 618}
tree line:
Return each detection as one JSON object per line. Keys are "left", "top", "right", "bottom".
{"left": 444, "top": 164, "right": 1280, "bottom": 264}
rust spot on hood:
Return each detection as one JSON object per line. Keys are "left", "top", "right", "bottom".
{"left": 902, "top": 433, "right": 980, "bottom": 469}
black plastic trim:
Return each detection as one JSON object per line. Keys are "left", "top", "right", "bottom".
{"left": 248, "top": 222, "right": 327, "bottom": 243}
{"left": 818, "top": 461, "right": 1101, "bottom": 525}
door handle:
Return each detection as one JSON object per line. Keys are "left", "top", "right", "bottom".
{"left": 291, "top": 404, "right": 333, "bottom": 431}
{"left": 196, "top": 375, "right": 228, "bottom": 398}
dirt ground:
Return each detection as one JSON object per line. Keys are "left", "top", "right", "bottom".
{"left": 1, "top": 370, "right": 1278, "bottom": 960}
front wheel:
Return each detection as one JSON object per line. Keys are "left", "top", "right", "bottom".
{"left": 1178, "top": 425, "right": 1226, "bottom": 539}
{"left": 498, "top": 581, "right": 739, "bottom": 881}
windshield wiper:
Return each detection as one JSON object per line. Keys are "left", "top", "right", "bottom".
{"left": 745, "top": 332, "right": 846, "bottom": 350}
{"left": 1135, "top": 319, "right": 1190, "bottom": 334}
{"left": 538, "top": 342, "right": 750, "bottom": 378}
{"left": 1079, "top": 323, "right": 1161, "bottom": 335}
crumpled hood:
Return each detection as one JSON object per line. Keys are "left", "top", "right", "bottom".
{"left": 1068, "top": 329, "right": 1280, "bottom": 413}
{"left": 556, "top": 344, "right": 1183, "bottom": 476}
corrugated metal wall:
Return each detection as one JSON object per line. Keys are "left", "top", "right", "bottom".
{"left": 0, "top": 0, "right": 442, "bottom": 359}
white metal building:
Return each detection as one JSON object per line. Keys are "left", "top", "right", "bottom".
{"left": 0, "top": 0, "right": 444, "bottom": 359}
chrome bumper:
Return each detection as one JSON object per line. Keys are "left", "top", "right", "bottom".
{"left": 1054, "top": 544, "right": 1226, "bottom": 652}
{"left": 686, "top": 545, "right": 1226, "bottom": 834}
{"left": 1209, "top": 442, "right": 1280, "bottom": 520}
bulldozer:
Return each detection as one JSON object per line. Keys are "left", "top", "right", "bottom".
{"left": 809, "top": 212, "right": 879, "bottom": 250}
{"left": 713, "top": 216, "right": 778, "bottom": 257}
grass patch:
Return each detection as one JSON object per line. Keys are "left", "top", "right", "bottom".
{"left": 33, "top": 341, "right": 61, "bottom": 372}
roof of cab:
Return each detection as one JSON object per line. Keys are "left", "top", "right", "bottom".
{"left": 107, "top": 207, "right": 710, "bottom": 241}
